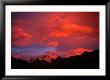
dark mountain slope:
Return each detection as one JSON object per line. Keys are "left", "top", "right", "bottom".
{"left": 11, "top": 50, "right": 99, "bottom": 69}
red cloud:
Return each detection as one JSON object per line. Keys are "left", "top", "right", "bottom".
{"left": 12, "top": 28, "right": 31, "bottom": 40}
{"left": 48, "top": 22, "right": 96, "bottom": 38}
{"left": 46, "top": 42, "right": 58, "bottom": 47}
{"left": 12, "top": 28, "right": 32, "bottom": 46}
{"left": 12, "top": 12, "right": 99, "bottom": 49}
{"left": 49, "top": 30, "right": 70, "bottom": 38}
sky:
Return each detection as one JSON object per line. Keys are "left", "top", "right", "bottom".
{"left": 11, "top": 12, "right": 99, "bottom": 58}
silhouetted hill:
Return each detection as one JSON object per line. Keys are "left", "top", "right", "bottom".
{"left": 11, "top": 57, "right": 31, "bottom": 69}
{"left": 11, "top": 49, "right": 99, "bottom": 69}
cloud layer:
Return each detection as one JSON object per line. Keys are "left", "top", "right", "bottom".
{"left": 11, "top": 12, "right": 99, "bottom": 56}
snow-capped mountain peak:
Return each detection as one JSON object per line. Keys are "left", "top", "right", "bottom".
{"left": 38, "top": 48, "right": 93, "bottom": 62}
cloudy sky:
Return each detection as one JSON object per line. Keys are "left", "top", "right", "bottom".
{"left": 11, "top": 12, "right": 99, "bottom": 58}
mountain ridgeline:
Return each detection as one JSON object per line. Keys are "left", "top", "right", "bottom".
{"left": 11, "top": 49, "right": 99, "bottom": 69}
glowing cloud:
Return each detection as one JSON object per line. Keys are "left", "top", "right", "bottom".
{"left": 12, "top": 28, "right": 32, "bottom": 46}
{"left": 46, "top": 42, "right": 58, "bottom": 47}
{"left": 11, "top": 12, "right": 99, "bottom": 58}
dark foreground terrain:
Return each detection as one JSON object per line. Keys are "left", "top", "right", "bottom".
{"left": 11, "top": 50, "right": 99, "bottom": 69}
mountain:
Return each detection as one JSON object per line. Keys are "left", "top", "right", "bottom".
{"left": 37, "top": 48, "right": 93, "bottom": 62}
{"left": 12, "top": 48, "right": 93, "bottom": 63}
{"left": 11, "top": 49, "right": 99, "bottom": 69}
{"left": 69, "top": 48, "right": 93, "bottom": 55}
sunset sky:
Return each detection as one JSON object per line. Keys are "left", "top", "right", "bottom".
{"left": 11, "top": 12, "right": 99, "bottom": 58}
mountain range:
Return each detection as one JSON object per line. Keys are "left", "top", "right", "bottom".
{"left": 38, "top": 48, "right": 93, "bottom": 62}
{"left": 11, "top": 48, "right": 99, "bottom": 69}
{"left": 12, "top": 48, "right": 93, "bottom": 63}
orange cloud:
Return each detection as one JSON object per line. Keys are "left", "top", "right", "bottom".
{"left": 62, "top": 22, "right": 94, "bottom": 34}
{"left": 49, "top": 30, "right": 70, "bottom": 38}
{"left": 48, "top": 21, "right": 95, "bottom": 38}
